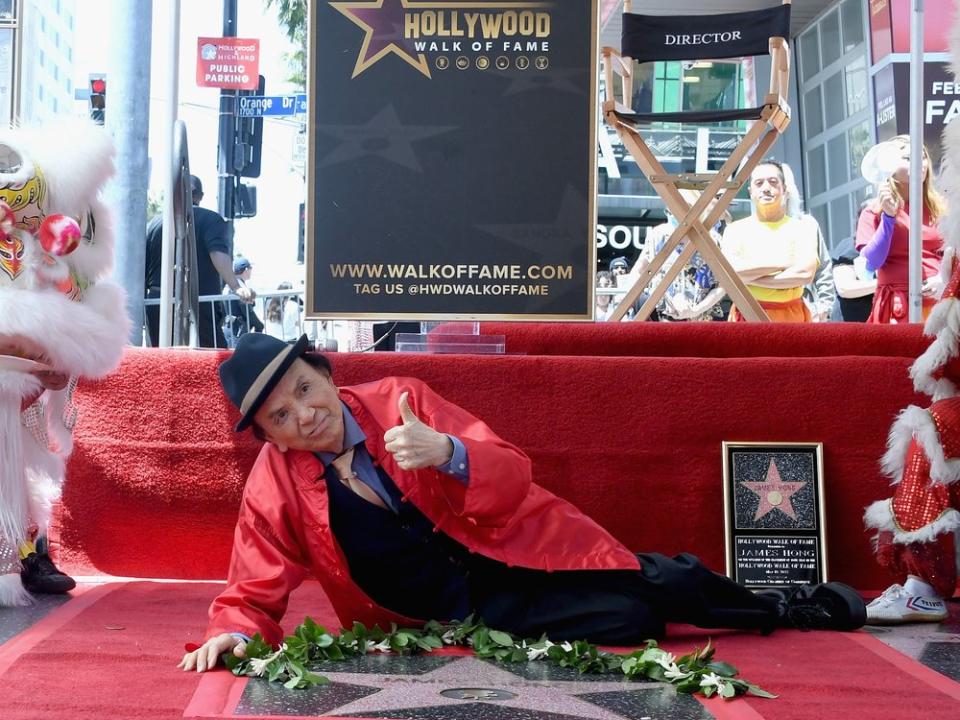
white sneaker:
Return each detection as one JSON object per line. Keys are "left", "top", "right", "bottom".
{"left": 866, "top": 583, "right": 948, "bottom": 625}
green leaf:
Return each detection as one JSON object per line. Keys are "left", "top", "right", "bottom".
{"left": 509, "top": 648, "right": 528, "bottom": 662}
{"left": 228, "top": 616, "right": 773, "bottom": 702}
{"left": 301, "top": 670, "right": 329, "bottom": 687}
{"left": 707, "top": 661, "right": 739, "bottom": 677}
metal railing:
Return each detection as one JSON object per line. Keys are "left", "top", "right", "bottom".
{"left": 144, "top": 289, "right": 331, "bottom": 349}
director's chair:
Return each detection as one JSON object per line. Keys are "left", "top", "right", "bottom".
{"left": 601, "top": 0, "right": 792, "bottom": 322}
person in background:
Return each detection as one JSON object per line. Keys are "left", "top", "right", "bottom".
{"left": 854, "top": 136, "right": 946, "bottom": 323}
{"left": 627, "top": 189, "right": 727, "bottom": 322}
{"left": 223, "top": 258, "right": 264, "bottom": 347}
{"left": 832, "top": 253, "right": 877, "bottom": 322}
{"left": 782, "top": 164, "right": 835, "bottom": 322}
{"left": 144, "top": 175, "right": 255, "bottom": 347}
{"left": 721, "top": 160, "right": 820, "bottom": 322}
{"left": 608, "top": 256, "right": 640, "bottom": 319}
{"left": 265, "top": 282, "right": 302, "bottom": 341}
{"left": 595, "top": 271, "right": 617, "bottom": 321}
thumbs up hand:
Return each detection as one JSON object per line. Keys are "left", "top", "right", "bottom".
{"left": 383, "top": 392, "right": 453, "bottom": 471}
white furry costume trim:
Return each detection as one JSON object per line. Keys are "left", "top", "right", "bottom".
{"left": 911, "top": 103, "right": 960, "bottom": 400}
{"left": 0, "top": 575, "right": 32, "bottom": 607}
{"left": 911, "top": 295, "right": 960, "bottom": 400}
{"left": 881, "top": 405, "right": 960, "bottom": 485}
{"left": 0, "top": 391, "right": 29, "bottom": 551}
{"left": 0, "top": 376, "right": 62, "bottom": 545}
{"left": 0, "top": 286, "right": 127, "bottom": 379}
{"left": 864, "top": 498, "right": 960, "bottom": 545}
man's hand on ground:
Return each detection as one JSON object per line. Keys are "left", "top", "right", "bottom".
{"left": 178, "top": 633, "right": 246, "bottom": 673}
{"left": 383, "top": 392, "right": 453, "bottom": 471}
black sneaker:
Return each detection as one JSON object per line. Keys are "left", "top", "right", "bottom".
{"left": 20, "top": 552, "right": 76, "bottom": 594}
{"left": 771, "top": 582, "right": 866, "bottom": 631}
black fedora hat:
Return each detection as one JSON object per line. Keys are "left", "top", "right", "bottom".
{"left": 218, "top": 333, "right": 313, "bottom": 431}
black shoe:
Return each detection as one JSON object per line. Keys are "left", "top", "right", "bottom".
{"left": 770, "top": 582, "right": 866, "bottom": 631}
{"left": 20, "top": 552, "right": 76, "bottom": 594}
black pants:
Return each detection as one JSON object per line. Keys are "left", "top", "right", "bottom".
{"left": 470, "top": 553, "right": 780, "bottom": 645}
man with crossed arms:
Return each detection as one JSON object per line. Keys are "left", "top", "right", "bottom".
{"left": 180, "top": 333, "right": 863, "bottom": 672}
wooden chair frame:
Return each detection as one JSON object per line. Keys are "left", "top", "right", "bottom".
{"left": 601, "top": 0, "right": 793, "bottom": 322}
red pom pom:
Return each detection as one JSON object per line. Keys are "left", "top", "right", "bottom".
{"left": 38, "top": 214, "right": 81, "bottom": 256}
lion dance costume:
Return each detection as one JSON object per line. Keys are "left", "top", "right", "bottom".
{"left": 862, "top": 79, "right": 960, "bottom": 618}
{"left": 0, "top": 120, "right": 128, "bottom": 606}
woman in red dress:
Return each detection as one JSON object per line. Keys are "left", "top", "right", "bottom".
{"left": 854, "top": 135, "right": 946, "bottom": 323}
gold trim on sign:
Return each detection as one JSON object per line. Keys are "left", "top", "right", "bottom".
{"left": 305, "top": 0, "right": 317, "bottom": 320}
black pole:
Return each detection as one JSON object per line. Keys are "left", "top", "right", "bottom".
{"left": 217, "top": 0, "right": 238, "bottom": 226}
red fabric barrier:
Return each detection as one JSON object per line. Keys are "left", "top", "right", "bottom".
{"left": 478, "top": 321, "right": 929, "bottom": 358}
{"left": 55, "top": 335, "right": 924, "bottom": 594}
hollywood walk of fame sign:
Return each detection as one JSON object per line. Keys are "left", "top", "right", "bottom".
{"left": 305, "top": 0, "right": 599, "bottom": 320}
{"left": 722, "top": 442, "right": 828, "bottom": 589}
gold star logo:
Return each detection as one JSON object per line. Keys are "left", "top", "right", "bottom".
{"left": 330, "top": 0, "right": 431, "bottom": 79}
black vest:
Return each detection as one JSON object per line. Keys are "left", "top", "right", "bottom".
{"left": 325, "top": 464, "right": 475, "bottom": 621}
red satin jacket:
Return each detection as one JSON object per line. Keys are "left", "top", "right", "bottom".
{"left": 205, "top": 377, "right": 640, "bottom": 645}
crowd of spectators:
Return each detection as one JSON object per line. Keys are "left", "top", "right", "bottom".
{"left": 597, "top": 140, "right": 946, "bottom": 324}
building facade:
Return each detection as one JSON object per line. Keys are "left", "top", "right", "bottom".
{"left": 598, "top": 0, "right": 955, "bottom": 268}
{"left": 18, "top": 0, "right": 76, "bottom": 124}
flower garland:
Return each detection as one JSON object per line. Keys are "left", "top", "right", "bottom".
{"left": 225, "top": 615, "right": 775, "bottom": 700}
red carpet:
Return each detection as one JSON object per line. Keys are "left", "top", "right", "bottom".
{"left": 0, "top": 581, "right": 957, "bottom": 720}
{"left": 57, "top": 344, "right": 928, "bottom": 593}
{"left": 478, "top": 321, "right": 929, "bottom": 358}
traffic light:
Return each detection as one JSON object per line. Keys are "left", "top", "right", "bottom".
{"left": 235, "top": 182, "right": 257, "bottom": 218}
{"left": 88, "top": 74, "right": 106, "bottom": 125}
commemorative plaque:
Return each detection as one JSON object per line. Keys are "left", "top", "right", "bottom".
{"left": 721, "top": 442, "right": 828, "bottom": 588}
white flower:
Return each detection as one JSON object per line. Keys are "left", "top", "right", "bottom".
{"left": 559, "top": 641, "right": 574, "bottom": 652}
{"left": 249, "top": 656, "right": 272, "bottom": 677}
{"left": 441, "top": 629, "right": 456, "bottom": 644}
{"left": 525, "top": 641, "right": 554, "bottom": 661}
{"left": 368, "top": 639, "right": 392, "bottom": 653}
{"left": 700, "top": 672, "right": 727, "bottom": 692}
{"left": 662, "top": 663, "right": 691, "bottom": 681}
{"left": 653, "top": 652, "right": 676, "bottom": 670}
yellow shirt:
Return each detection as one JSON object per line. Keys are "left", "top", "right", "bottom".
{"left": 720, "top": 215, "right": 819, "bottom": 303}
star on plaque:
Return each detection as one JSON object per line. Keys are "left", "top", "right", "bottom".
{"left": 741, "top": 459, "right": 806, "bottom": 521}
{"left": 331, "top": 0, "right": 431, "bottom": 79}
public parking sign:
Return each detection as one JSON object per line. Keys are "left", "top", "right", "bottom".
{"left": 197, "top": 37, "right": 260, "bottom": 90}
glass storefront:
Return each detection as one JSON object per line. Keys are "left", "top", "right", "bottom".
{"left": 796, "top": 0, "right": 872, "bottom": 259}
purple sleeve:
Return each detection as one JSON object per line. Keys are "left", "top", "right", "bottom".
{"left": 861, "top": 212, "right": 896, "bottom": 272}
